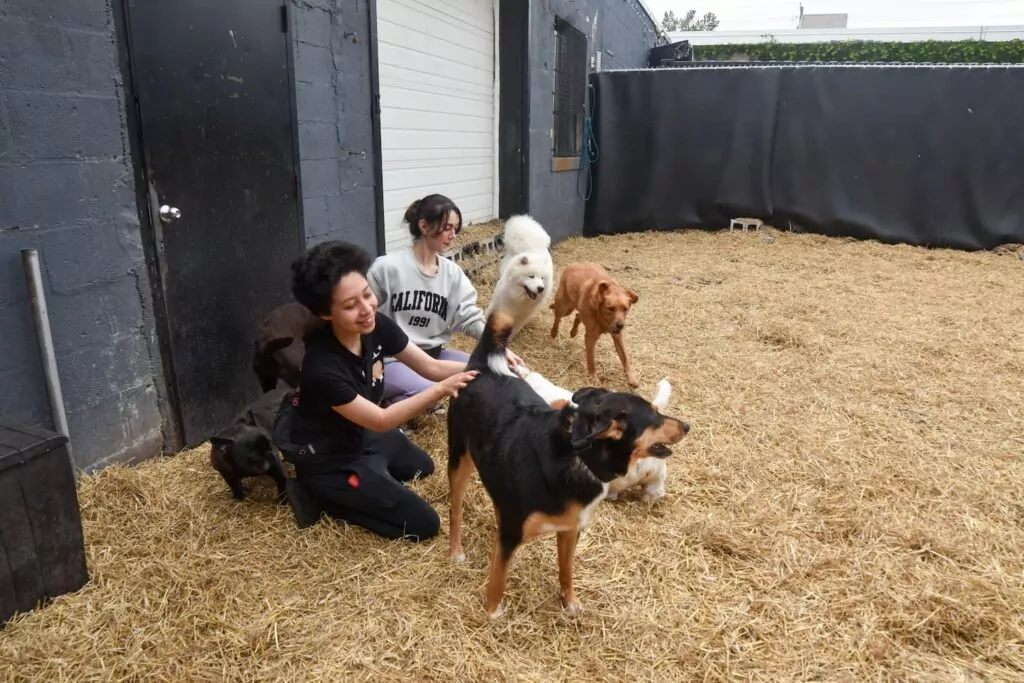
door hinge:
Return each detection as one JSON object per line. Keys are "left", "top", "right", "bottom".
{"left": 280, "top": 4, "right": 288, "bottom": 33}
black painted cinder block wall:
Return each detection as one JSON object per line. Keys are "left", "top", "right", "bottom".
{"left": 527, "top": 0, "right": 661, "bottom": 243}
{"left": 290, "top": 0, "right": 381, "bottom": 255}
{"left": 0, "top": 0, "right": 165, "bottom": 471}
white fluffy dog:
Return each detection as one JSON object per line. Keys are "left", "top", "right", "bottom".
{"left": 499, "top": 213, "right": 551, "bottom": 272}
{"left": 513, "top": 364, "right": 575, "bottom": 406}
{"left": 515, "top": 364, "right": 675, "bottom": 503}
{"left": 486, "top": 215, "right": 554, "bottom": 346}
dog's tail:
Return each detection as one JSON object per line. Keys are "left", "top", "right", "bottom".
{"left": 651, "top": 379, "right": 672, "bottom": 411}
{"left": 468, "top": 310, "right": 517, "bottom": 377}
{"left": 503, "top": 214, "right": 551, "bottom": 254}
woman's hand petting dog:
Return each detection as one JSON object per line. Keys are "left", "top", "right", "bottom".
{"left": 437, "top": 370, "right": 480, "bottom": 399}
{"left": 505, "top": 348, "right": 524, "bottom": 370}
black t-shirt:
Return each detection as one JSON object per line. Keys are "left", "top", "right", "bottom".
{"left": 290, "top": 312, "right": 409, "bottom": 454}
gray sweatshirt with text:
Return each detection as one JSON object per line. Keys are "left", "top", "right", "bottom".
{"left": 367, "top": 248, "right": 486, "bottom": 355}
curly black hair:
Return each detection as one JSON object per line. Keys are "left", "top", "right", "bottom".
{"left": 290, "top": 240, "right": 373, "bottom": 317}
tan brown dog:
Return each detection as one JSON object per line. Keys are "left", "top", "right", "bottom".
{"left": 550, "top": 262, "right": 640, "bottom": 387}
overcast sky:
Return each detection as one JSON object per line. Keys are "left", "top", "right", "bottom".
{"left": 644, "top": 0, "right": 1024, "bottom": 30}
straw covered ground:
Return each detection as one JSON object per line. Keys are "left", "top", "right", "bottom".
{"left": 2, "top": 228, "right": 1024, "bottom": 681}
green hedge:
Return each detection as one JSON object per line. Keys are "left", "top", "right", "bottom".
{"left": 694, "top": 39, "right": 1024, "bottom": 64}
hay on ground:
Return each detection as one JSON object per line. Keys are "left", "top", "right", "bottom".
{"left": 2, "top": 228, "right": 1023, "bottom": 682}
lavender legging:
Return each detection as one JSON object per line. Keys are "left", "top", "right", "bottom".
{"left": 381, "top": 349, "right": 470, "bottom": 403}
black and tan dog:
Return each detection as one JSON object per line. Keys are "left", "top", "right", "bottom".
{"left": 447, "top": 311, "right": 690, "bottom": 618}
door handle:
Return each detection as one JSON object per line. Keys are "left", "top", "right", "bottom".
{"left": 159, "top": 205, "right": 182, "bottom": 223}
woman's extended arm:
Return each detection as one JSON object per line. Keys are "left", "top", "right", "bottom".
{"left": 332, "top": 369, "right": 477, "bottom": 432}
{"left": 394, "top": 340, "right": 467, "bottom": 381}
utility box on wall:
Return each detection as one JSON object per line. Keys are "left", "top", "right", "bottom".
{"left": 0, "top": 424, "right": 89, "bottom": 627}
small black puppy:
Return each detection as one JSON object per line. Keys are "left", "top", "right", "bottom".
{"left": 210, "top": 389, "right": 290, "bottom": 503}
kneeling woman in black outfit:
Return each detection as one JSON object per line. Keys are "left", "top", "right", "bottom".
{"left": 283, "top": 240, "right": 477, "bottom": 541}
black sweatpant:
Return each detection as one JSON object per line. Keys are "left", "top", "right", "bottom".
{"left": 294, "top": 429, "right": 440, "bottom": 541}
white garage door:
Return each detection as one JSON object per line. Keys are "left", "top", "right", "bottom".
{"left": 375, "top": 0, "right": 497, "bottom": 253}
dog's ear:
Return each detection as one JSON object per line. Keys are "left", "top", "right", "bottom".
{"left": 584, "top": 279, "right": 606, "bottom": 307}
{"left": 555, "top": 401, "right": 576, "bottom": 431}
{"left": 569, "top": 389, "right": 625, "bottom": 450}
{"left": 625, "top": 288, "right": 639, "bottom": 304}
{"left": 258, "top": 335, "right": 295, "bottom": 358}
{"left": 571, "top": 386, "right": 609, "bottom": 406}
{"left": 571, "top": 409, "right": 625, "bottom": 451}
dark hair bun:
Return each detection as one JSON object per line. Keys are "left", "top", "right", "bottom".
{"left": 404, "top": 194, "right": 463, "bottom": 240}
{"left": 403, "top": 199, "right": 422, "bottom": 227}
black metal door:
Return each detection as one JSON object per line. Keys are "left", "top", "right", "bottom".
{"left": 125, "top": 0, "right": 302, "bottom": 447}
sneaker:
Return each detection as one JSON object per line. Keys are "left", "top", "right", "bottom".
{"left": 285, "top": 479, "right": 322, "bottom": 529}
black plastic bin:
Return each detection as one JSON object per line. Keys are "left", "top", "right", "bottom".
{"left": 0, "top": 423, "right": 89, "bottom": 627}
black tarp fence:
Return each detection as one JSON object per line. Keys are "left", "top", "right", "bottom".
{"left": 583, "top": 65, "right": 1024, "bottom": 251}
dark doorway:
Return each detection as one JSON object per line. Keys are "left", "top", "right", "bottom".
{"left": 122, "top": 0, "right": 303, "bottom": 447}
{"left": 498, "top": 0, "right": 529, "bottom": 217}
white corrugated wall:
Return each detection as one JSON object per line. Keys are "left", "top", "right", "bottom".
{"left": 375, "top": 0, "right": 498, "bottom": 253}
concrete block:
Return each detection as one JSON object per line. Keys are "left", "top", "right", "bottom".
{"left": 293, "top": 6, "right": 332, "bottom": 48}
{"left": 336, "top": 0, "right": 367, "bottom": 28}
{"left": 292, "top": 0, "right": 332, "bottom": 11}
{"left": 39, "top": 222, "right": 134, "bottom": 292}
{"left": 336, "top": 74, "right": 370, "bottom": 118}
{"left": 65, "top": 383, "right": 162, "bottom": 472}
{"left": 294, "top": 43, "right": 333, "bottom": 85}
{"left": 315, "top": 220, "right": 377, "bottom": 254}
{"left": 301, "top": 195, "right": 330, "bottom": 238}
{"left": 0, "top": 362, "right": 51, "bottom": 431}
{"left": 0, "top": 160, "right": 133, "bottom": 228}
{"left": 338, "top": 152, "right": 372, "bottom": 192}
{"left": 0, "top": 300, "right": 40, "bottom": 373}
{"left": 0, "top": 228, "right": 41, "bottom": 305}
{"left": 298, "top": 121, "right": 339, "bottom": 161}
{"left": 6, "top": 91, "right": 123, "bottom": 160}
{"left": 57, "top": 333, "right": 151, "bottom": 410}
{"left": 0, "top": 19, "right": 117, "bottom": 96}
{"left": 328, "top": 187, "right": 375, "bottom": 232}
{"left": 1, "top": 0, "right": 111, "bottom": 33}
{"left": 294, "top": 82, "right": 336, "bottom": 123}
{"left": 299, "top": 158, "right": 340, "bottom": 199}
{"left": 46, "top": 275, "right": 145, "bottom": 356}
{"left": 0, "top": 95, "right": 12, "bottom": 160}
{"left": 337, "top": 116, "right": 372, "bottom": 154}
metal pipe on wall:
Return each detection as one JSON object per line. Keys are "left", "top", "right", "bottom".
{"left": 21, "top": 249, "right": 76, "bottom": 476}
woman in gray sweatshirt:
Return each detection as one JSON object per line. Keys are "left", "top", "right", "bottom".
{"left": 368, "top": 194, "right": 520, "bottom": 405}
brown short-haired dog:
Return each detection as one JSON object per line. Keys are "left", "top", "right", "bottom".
{"left": 550, "top": 262, "right": 640, "bottom": 387}
{"left": 252, "top": 302, "right": 327, "bottom": 392}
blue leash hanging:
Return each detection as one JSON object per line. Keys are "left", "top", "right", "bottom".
{"left": 577, "top": 82, "right": 599, "bottom": 201}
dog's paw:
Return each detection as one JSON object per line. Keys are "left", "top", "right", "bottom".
{"left": 604, "top": 490, "right": 620, "bottom": 502}
{"left": 562, "top": 600, "right": 584, "bottom": 617}
{"left": 641, "top": 488, "right": 666, "bottom": 503}
{"left": 627, "top": 374, "right": 640, "bottom": 388}
{"left": 488, "top": 602, "right": 506, "bottom": 620}
{"left": 450, "top": 552, "right": 466, "bottom": 564}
